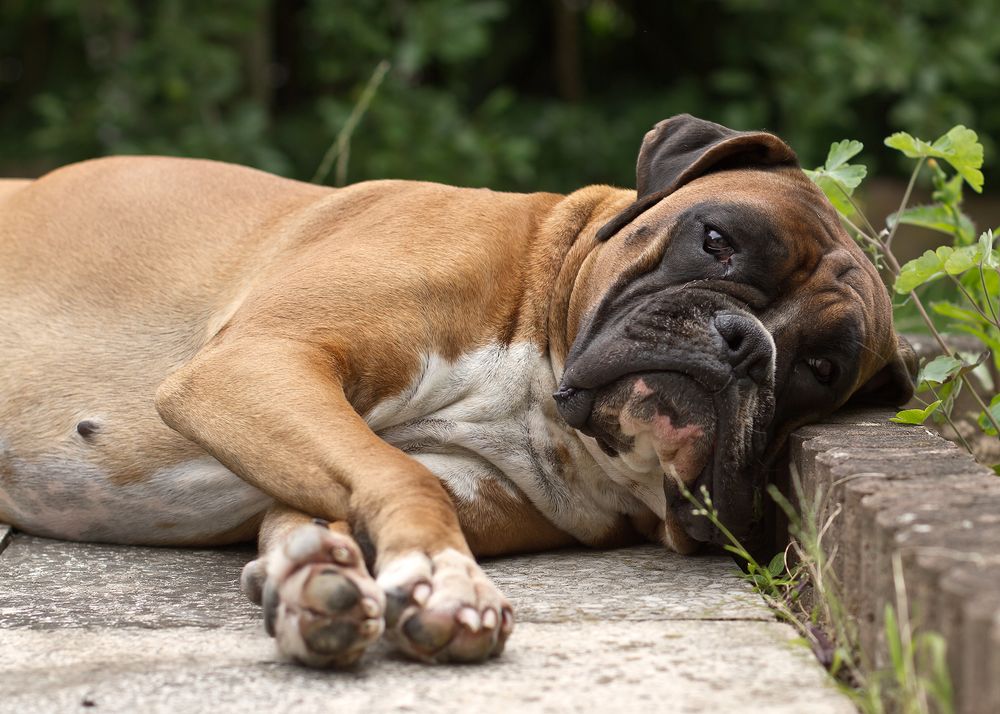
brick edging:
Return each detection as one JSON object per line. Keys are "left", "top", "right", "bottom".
{"left": 786, "top": 409, "right": 1000, "bottom": 714}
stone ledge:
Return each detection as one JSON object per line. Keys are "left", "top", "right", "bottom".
{"left": 787, "top": 408, "right": 1000, "bottom": 714}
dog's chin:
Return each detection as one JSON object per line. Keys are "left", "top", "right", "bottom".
{"left": 583, "top": 372, "right": 717, "bottom": 477}
{"left": 554, "top": 369, "right": 770, "bottom": 548}
{"left": 566, "top": 372, "right": 719, "bottom": 549}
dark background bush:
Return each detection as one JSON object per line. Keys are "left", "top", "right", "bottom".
{"left": 1, "top": 0, "right": 998, "bottom": 196}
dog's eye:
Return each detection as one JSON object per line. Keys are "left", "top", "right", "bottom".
{"left": 806, "top": 357, "right": 836, "bottom": 384}
{"left": 703, "top": 227, "right": 734, "bottom": 260}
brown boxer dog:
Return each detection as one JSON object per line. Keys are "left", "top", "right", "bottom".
{"left": 0, "top": 114, "right": 914, "bottom": 667}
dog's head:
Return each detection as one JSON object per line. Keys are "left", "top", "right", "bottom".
{"left": 553, "top": 114, "right": 916, "bottom": 552}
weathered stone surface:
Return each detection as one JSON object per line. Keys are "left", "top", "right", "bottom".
{"left": 0, "top": 536, "right": 260, "bottom": 629}
{"left": 483, "top": 546, "right": 773, "bottom": 622}
{"left": 788, "top": 409, "right": 1000, "bottom": 714}
{"left": 0, "top": 622, "right": 853, "bottom": 714}
{"left": 0, "top": 530, "right": 850, "bottom": 713}
{"left": 0, "top": 537, "right": 771, "bottom": 629}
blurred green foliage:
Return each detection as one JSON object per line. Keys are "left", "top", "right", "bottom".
{"left": 1, "top": 0, "right": 998, "bottom": 192}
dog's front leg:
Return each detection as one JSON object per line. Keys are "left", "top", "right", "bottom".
{"left": 156, "top": 338, "right": 513, "bottom": 665}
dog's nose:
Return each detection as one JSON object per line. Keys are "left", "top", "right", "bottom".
{"left": 713, "top": 313, "right": 773, "bottom": 385}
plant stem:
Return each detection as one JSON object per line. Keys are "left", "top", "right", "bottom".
{"left": 846, "top": 176, "right": 1000, "bottom": 438}
{"left": 885, "top": 158, "right": 925, "bottom": 251}
{"left": 839, "top": 186, "right": 882, "bottom": 241}
{"left": 978, "top": 265, "right": 1000, "bottom": 328}
{"left": 840, "top": 214, "right": 886, "bottom": 259}
{"left": 926, "top": 383, "right": 974, "bottom": 453}
{"left": 312, "top": 60, "right": 390, "bottom": 186}
{"left": 948, "top": 275, "right": 995, "bottom": 326}
{"left": 966, "top": 377, "right": 1000, "bottom": 436}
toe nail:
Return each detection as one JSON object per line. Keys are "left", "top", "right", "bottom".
{"left": 501, "top": 608, "right": 515, "bottom": 632}
{"left": 262, "top": 581, "right": 280, "bottom": 637}
{"left": 413, "top": 583, "right": 432, "bottom": 606}
{"left": 361, "top": 597, "right": 380, "bottom": 618}
{"left": 332, "top": 545, "right": 353, "bottom": 564}
{"left": 312, "top": 517, "right": 330, "bottom": 527}
{"left": 482, "top": 609, "right": 498, "bottom": 629}
{"left": 457, "top": 607, "right": 481, "bottom": 632}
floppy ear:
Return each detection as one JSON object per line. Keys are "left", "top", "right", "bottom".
{"left": 848, "top": 335, "right": 919, "bottom": 407}
{"left": 596, "top": 114, "right": 799, "bottom": 241}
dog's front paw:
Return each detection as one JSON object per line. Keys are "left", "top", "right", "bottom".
{"left": 241, "top": 524, "right": 385, "bottom": 668}
{"left": 376, "top": 548, "right": 514, "bottom": 663}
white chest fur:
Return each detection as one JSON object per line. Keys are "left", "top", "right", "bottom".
{"left": 364, "top": 343, "right": 645, "bottom": 542}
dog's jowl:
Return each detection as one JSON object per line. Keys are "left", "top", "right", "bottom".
{"left": 0, "top": 114, "right": 914, "bottom": 666}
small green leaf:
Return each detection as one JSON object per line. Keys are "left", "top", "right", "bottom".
{"left": 805, "top": 140, "right": 868, "bottom": 216}
{"left": 805, "top": 170, "right": 856, "bottom": 215}
{"left": 932, "top": 379, "right": 963, "bottom": 422}
{"left": 767, "top": 552, "right": 785, "bottom": 577}
{"left": 885, "top": 131, "right": 930, "bottom": 158}
{"left": 894, "top": 247, "right": 953, "bottom": 293}
{"left": 918, "top": 632, "right": 954, "bottom": 713}
{"left": 888, "top": 204, "right": 976, "bottom": 243}
{"left": 919, "top": 353, "right": 987, "bottom": 393}
{"left": 933, "top": 172, "right": 964, "bottom": 207}
{"left": 920, "top": 356, "right": 964, "bottom": 385}
{"left": 930, "top": 301, "right": 984, "bottom": 325}
{"left": 991, "top": 464, "right": 1000, "bottom": 476}
{"left": 932, "top": 126, "right": 985, "bottom": 193}
{"left": 825, "top": 139, "right": 864, "bottom": 171}
{"left": 980, "top": 230, "right": 998, "bottom": 269}
{"left": 943, "top": 245, "right": 982, "bottom": 275}
{"left": 826, "top": 163, "right": 867, "bottom": 192}
{"left": 885, "top": 126, "right": 984, "bottom": 192}
{"left": 884, "top": 603, "right": 904, "bottom": 674}
{"left": 978, "top": 394, "right": 1000, "bottom": 437}
{"left": 890, "top": 400, "right": 942, "bottom": 424}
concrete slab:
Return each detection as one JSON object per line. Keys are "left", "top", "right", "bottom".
{"left": 484, "top": 546, "right": 774, "bottom": 622}
{"left": 0, "top": 622, "right": 853, "bottom": 714}
{"left": 0, "top": 536, "right": 259, "bottom": 629}
{"left": 0, "top": 538, "right": 771, "bottom": 629}
{"left": 0, "top": 531, "right": 852, "bottom": 714}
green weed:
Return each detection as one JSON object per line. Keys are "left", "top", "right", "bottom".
{"left": 806, "top": 127, "right": 1000, "bottom": 466}
{"left": 682, "top": 479, "right": 954, "bottom": 714}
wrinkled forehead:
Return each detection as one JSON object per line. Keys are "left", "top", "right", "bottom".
{"left": 663, "top": 168, "right": 844, "bottom": 241}
{"left": 638, "top": 167, "right": 898, "bottom": 379}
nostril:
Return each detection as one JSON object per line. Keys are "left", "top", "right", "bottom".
{"left": 714, "top": 313, "right": 750, "bottom": 356}
{"left": 717, "top": 319, "right": 745, "bottom": 354}
{"left": 713, "top": 313, "right": 773, "bottom": 385}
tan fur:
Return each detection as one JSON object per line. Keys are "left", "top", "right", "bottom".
{"left": 0, "top": 157, "right": 621, "bottom": 556}
{"left": 0, "top": 157, "right": 893, "bottom": 561}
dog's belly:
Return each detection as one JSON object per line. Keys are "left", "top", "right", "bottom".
{"left": 0, "top": 158, "right": 313, "bottom": 543}
{"left": 365, "top": 342, "right": 647, "bottom": 544}
{"left": 0, "top": 453, "right": 269, "bottom": 544}
{"left": 0, "top": 291, "right": 271, "bottom": 543}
